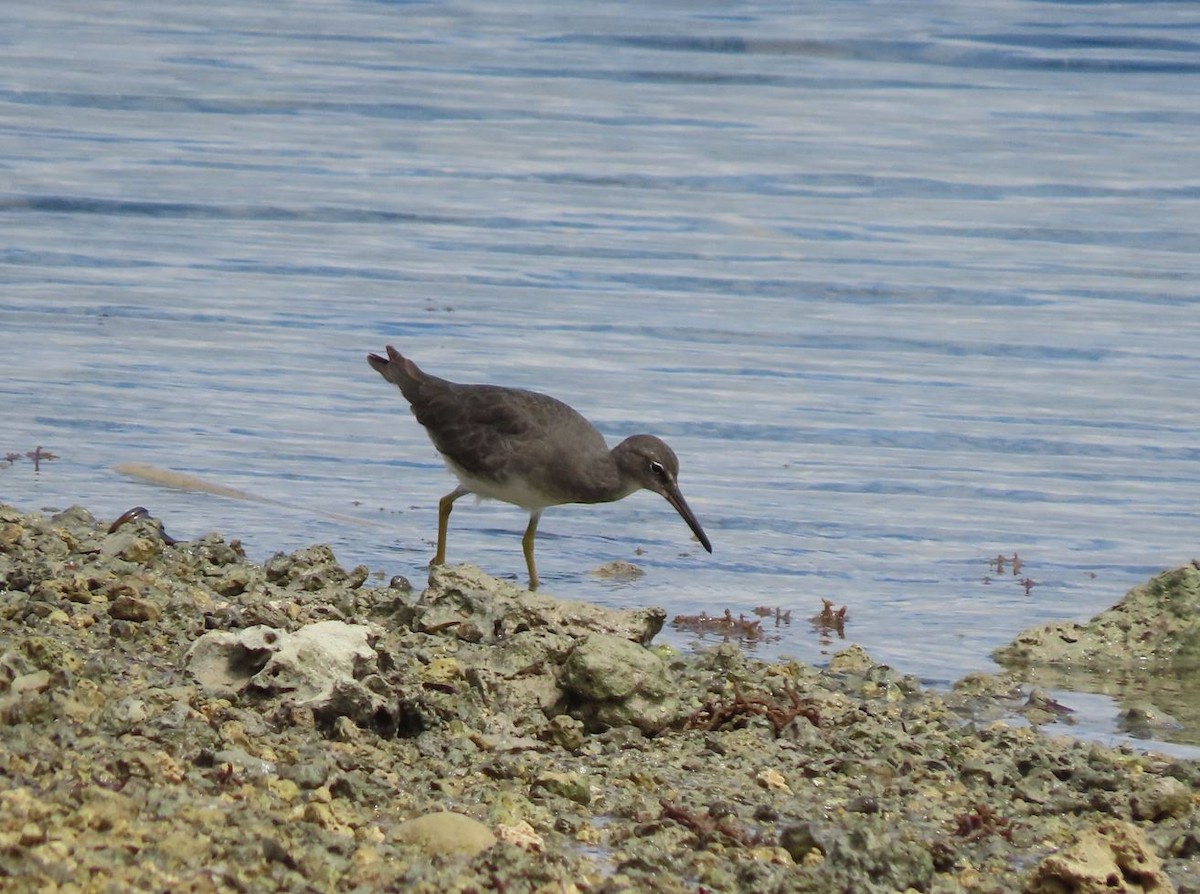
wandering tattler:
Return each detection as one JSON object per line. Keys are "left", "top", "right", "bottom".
{"left": 367, "top": 345, "right": 712, "bottom": 590}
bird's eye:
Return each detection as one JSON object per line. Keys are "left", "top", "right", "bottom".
{"left": 650, "top": 460, "right": 667, "bottom": 478}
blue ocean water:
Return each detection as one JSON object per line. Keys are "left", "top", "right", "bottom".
{"left": 2, "top": 0, "right": 1197, "bottom": 737}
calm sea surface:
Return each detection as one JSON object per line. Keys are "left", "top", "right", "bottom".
{"left": 2, "top": 1, "right": 1198, "bottom": 747}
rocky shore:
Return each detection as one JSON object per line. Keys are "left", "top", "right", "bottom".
{"left": 1, "top": 503, "right": 1198, "bottom": 892}
{"left": 994, "top": 563, "right": 1200, "bottom": 747}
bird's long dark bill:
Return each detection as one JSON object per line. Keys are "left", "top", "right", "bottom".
{"left": 663, "top": 485, "right": 713, "bottom": 554}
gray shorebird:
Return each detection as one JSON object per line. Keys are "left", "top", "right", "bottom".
{"left": 367, "top": 345, "right": 712, "bottom": 590}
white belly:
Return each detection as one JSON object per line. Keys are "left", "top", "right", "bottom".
{"left": 443, "top": 457, "right": 560, "bottom": 510}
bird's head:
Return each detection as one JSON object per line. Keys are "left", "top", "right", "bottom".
{"left": 614, "top": 434, "right": 712, "bottom": 554}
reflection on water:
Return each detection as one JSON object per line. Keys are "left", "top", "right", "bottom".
{"left": 1016, "top": 665, "right": 1200, "bottom": 752}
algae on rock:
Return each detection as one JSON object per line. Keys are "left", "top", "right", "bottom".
{"left": 996, "top": 563, "right": 1200, "bottom": 747}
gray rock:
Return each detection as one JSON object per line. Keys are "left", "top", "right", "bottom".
{"left": 532, "top": 770, "right": 592, "bottom": 805}
{"left": 997, "top": 564, "right": 1200, "bottom": 668}
{"left": 1131, "top": 776, "right": 1194, "bottom": 822}
{"left": 279, "top": 759, "right": 331, "bottom": 791}
{"left": 558, "top": 633, "right": 680, "bottom": 734}
{"left": 995, "top": 563, "right": 1200, "bottom": 747}
{"left": 780, "top": 822, "right": 824, "bottom": 861}
{"left": 100, "top": 520, "right": 165, "bottom": 563}
{"left": 264, "top": 545, "right": 357, "bottom": 590}
{"left": 420, "top": 564, "right": 665, "bottom": 646}
{"left": 1118, "top": 702, "right": 1184, "bottom": 738}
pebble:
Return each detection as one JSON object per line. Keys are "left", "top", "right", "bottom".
{"left": 391, "top": 811, "right": 496, "bottom": 857}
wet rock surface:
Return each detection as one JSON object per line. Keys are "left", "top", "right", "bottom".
{"left": 1, "top": 503, "right": 1198, "bottom": 893}
{"left": 996, "top": 564, "right": 1200, "bottom": 669}
{"left": 996, "top": 563, "right": 1200, "bottom": 748}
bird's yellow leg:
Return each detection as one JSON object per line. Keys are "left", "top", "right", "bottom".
{"left": 522, "top": 510, "right": 543, "bottom": 591}
{"left": 435, "top": 486, "right": 469, "bottom": 567}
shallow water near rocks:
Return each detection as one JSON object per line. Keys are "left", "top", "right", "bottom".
{"left": 2, "top": 1, "right": 1198, "bottom": 750}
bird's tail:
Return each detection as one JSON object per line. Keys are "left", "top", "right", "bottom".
{"left": 367, "top": 345, "right": 423, "bottom": 392}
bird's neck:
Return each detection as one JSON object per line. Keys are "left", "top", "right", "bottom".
{"left": 568, "top": 449, "right": 638, "bottom": 505}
